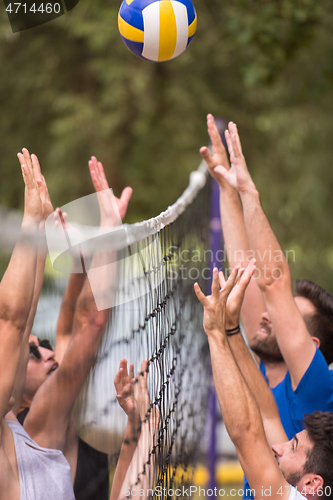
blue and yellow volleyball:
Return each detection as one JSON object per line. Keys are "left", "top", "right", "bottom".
{"left": 118, "top": 0, "right": 197, "bottom": 62}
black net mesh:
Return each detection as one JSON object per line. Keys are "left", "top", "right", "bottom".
{"left": 78, "top": 176, "right": 211, "bottom": 498}
{"left": 0, "top": 167, "right": 211, "bottom": 499}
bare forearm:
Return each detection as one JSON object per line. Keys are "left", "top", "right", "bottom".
{"left": 208, "top": 333, "right": 263, "bottom": 447}
{"left": 0, "top": 228, "right": 37, "bottom": 327}
{"left": 219, "top": 184, "right": 266, "bottom": 342}
{"left": 219, "top": 183, "right": 249, "bottom": 268}
{"left": 76, "top": 246, "right": 116, "bottom": 322}
{"left": 240, "top": 189, "right": 290, "bottom": 289}
{"left": 228, "top": 333, "right": 287, "bottom": 446}
{"left": 240, "top": 189, "right": 317, "bottom": 386}
{"left": 208, "top": 331, "right": 288, "bottom": 500}
{"left": 110, "top": 420, "right": 141, "bottom": 500}
{"left": 12, "top": 250, "right": 47, "bottom": 414}
{"left": 55, "top": 270, "right": 86, "bottom": 363}
{"left": 112, "top": 419, "right": 157, "bottom": 500}
{"left": 0, "top": 224, "right": 38, "bottom": 416}
{"left": 57, "top": 271, "right": 86, "bottom": 335}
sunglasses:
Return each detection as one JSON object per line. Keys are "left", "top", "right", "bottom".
{"left": 29, "top": 339, "right": 54, "bottom": 361}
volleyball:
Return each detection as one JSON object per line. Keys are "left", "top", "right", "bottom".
{"left": 118, "top": 0, "right": 197, "bottom": 62}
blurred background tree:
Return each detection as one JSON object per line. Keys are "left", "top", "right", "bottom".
{"left": 0, "top": 0, "right": 332, "bottom": 291}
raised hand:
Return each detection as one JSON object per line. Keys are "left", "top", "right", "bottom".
{"left": 214, "top": 122, "right": 255, "bottom": 194}
{"left": 18, "top": 149, "right": 54, "bottom": 227}
{"left": 219, "top": 259, "right": 256, "bottom": 330}
{"left": 194, "top": 265, "right": 241, "bottom": 338}
{"left": 114, "top": 359, "right": 156, "bottom": 432}
{"left": 31, "top": 154, "right": 53, "bottom": 222}
{"left": 17, "top": 148, "right": 43, "bottom": 227}
{"left": 200, "top": 114, "right": 231, "bottom": 184}
{"left": 88, "top": 156, "right": 132, "bottom": 226}
{"left": 114, "top": 359, "right": 139, "bottom": 426}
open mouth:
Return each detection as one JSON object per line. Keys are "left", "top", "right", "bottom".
{"left": 258, "top": 323, "right": 270, "bottom": 335}
{"left": 48, "top": 363, "right": 59, "bottom": 375}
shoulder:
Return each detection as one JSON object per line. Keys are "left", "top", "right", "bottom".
{"left": 278, "top": 349, "right": 333, "bottom": 432}
{"left": 294, "top": 348, "right": 333, "bottom": 394}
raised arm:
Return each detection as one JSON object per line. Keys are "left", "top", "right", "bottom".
{"left": 215, "top": 123, "right": 316, "bottom": 389}
{"left": 219, "top": 260, "right": 287, "bottom": 446}
{"left": 0, "top": 154, "right": 42, "bottom": 420}
{"left": 11, "top": 150, "right": 54, "bottom": 415}
{"left": 200, "top": 114, "right": 265, "bottom": 349}
{"left": 194, "top": 269, "right": 290, "bottom": 500}
{"left": 54, "top": 209, "right": 86, "bottom": 365}
{"left": 54, "top": 157, "right": 132, "bottom": 363}
{"left": 23, "top": 157, "right": 132, "bottom": 449}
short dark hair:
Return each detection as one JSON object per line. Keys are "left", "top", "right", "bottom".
{"left": 304, "top": 412, "right": 333, "bottom": 498}
{"left": 294, "top": 280, "right": 333, "bottom": 365}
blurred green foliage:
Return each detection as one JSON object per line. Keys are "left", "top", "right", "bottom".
{"left": 0, "top": 0, "right": 333, "bottom": 291}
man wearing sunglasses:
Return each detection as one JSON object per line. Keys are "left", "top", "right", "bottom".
{"left": 0, "top": 153, "right": 75, "bottom": 500}
{"left": 14, "top": 155, "right": 134, "bottom": 500}
{"left": 17, "top": 336, "right": 58, "bottom": 423}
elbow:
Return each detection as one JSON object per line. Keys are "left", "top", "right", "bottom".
{"left": 0, "top": 305, "right": 29, "bottom": 334}
{"left": 75, "top": 295, "right": 109, "bottom": 333}
{"left": 256, "top": 263, "right": 292, "bottom": 294}
{"left": 229, "top": 405, "right": 263, "bottom": 449}
{"left": 232, "top": 422, "right": 262, "bottom": 454}
{"left": 229, "top": 417, "right": 253, "bottom": 447}
{"left": 90, "top": 311, "right": 109, "bottom": 333}
{"left": 78, "top": 308, "right": 109, "bottom": 336}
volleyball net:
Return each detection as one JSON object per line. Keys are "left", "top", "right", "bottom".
{"left": 0, "top": 160, "right": 212, "bottom": 499}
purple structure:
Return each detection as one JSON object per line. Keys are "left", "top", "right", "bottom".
{"left": 206, "top": 118, "right": 227, "bottom": 497}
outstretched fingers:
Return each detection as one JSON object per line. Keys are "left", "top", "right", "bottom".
{"left": 89, "top": 156, "right": 110, "bottom": 193}
{"left": 114, "top": 367, "right": 124, "bottom": 396}
{"left": 220, "top": 264, "right": 241, "bottom": 299}
{"left": 229, "top": 122, "right": 243, "bottom": 156}
{"left": 224, "top": 128, "right": 234, "bottom": 158}
{"left": 200, "top": 114, "right": 230, "bottom": 175}
{"left": 119, "top": 187, "right": 133, "bottom": 216}
{"left": 211, "top": 268, "right": 220, "bottom": 297}
{"left": 194, "top": 281, "right": 209, "bottom": 307}
{"left": 96, "top": 160, "right": 109, "bottom": 191}
{"left": 199, "top": 146, "right": 217, "bottom": 174}
{"left": 129, "top": 363, "right": 135, "bottom": 383}
{"left": 213, "top": 164, "right": 230, "bottom": 180}
{"left": 218, "top": 269, "right": 226, "bottom": 289}
{"left": 31, "top": 153, "right": 43, "bottom": 184}
{"left": 20, "top": 162, "right": 35, "bottom": 191}
{"left": 114, "top": 358, "right": 128, "bottom": 392}
{"left": 89, "top": 157, "right": 103, "bottom": 193}
{"left": 238, "top": 259, "right": 256, "bottom": 292}
{"left": 22, "top": 148, "right": 33, "bottom": 174}
{"left": 207, "top": 114, "right": 225, "bottom": 156}
{"left": 18, "top": 152, "right": 35, "bottom": 188}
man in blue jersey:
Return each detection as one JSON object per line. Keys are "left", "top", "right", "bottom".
{"left": 195, "top": 263, "right": 333, "bottom": 500}
{"left": 200, "top": 115, "right": 333, "bottom": 496}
